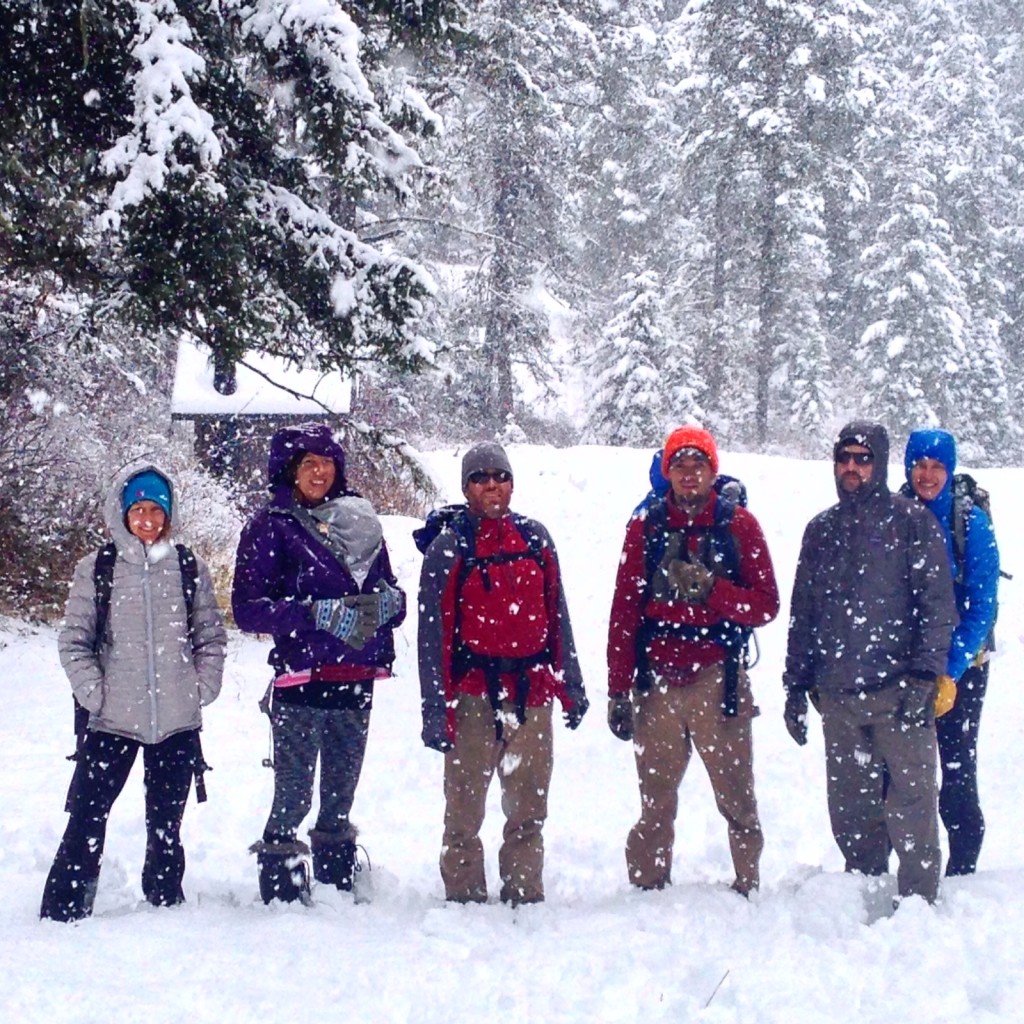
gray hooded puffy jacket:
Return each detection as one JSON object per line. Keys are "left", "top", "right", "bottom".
{"left": 58, "top": 462, "right": 227, "bottom": 744}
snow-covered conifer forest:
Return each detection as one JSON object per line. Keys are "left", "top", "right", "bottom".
{"left": 2, "top": 1, "right": 1023, "bottom": 588}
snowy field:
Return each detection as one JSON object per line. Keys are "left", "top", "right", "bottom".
{"left": 3, "top": 444, "right": 1023, "bottom": 1024}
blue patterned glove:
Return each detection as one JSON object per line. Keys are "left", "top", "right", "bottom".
{"left": 312, "top": 598, "right": 376, "bottom": 649}
{"left": 375, "top": 583, "right": 404, "bottom": 627}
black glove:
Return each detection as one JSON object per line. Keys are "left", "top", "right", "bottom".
{"left": 897, "top": 677, "right": 937, "bottom": 728}
{"left": 784, "top": 690, "right": 809, "bottom": 746}
{"left": 607, "top": 695, "right": 634, "bottom": 742}
{"left": 421, "top": 711, "right": 453, "bottom": 753}
{"left": 667, "top": 558, "right": 714, "bottom": 603}
{"left": 563, "top": 695, "right": 589, "bottom": 730}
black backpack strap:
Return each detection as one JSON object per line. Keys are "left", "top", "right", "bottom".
{"left": 175, "top": 544, "right": 199, "bottom": 640}
{"left": 174, "top": 545, "right": 209, "bottom": 799}
{"left": 91, "top": 542, "right": 118, "bottom": 655}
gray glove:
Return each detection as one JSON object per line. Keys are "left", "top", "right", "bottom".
{"left": 667, "top": 558, "right": 714, "bottom": 603}
{"left": 607, "top": 695, "right": 634, "bottom": 742}
{"left": 421, "top": 711, "right": 453, "bottom": 753}
{"left": 313, "top": 596, "right": 378, "bottom": 649}
{"left": 898, "top": 677, "right": 937, "bottom": 728}
{"left": 784, "top": 690, "right": 809, "bottom": 746}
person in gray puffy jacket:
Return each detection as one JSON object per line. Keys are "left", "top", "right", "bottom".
{"left": 40, "top": 463, "right": 226, "bottom": 922}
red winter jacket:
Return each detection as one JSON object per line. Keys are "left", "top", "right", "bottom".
{"left": 607, "top": 493, "right": 780, "bottom": 695}
{"left": 418, "top": 511, "right": 586, "bottom": 744}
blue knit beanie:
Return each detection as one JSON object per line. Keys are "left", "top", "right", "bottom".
{"left": 122, "top": 470, "right": 172, "bottom": 519}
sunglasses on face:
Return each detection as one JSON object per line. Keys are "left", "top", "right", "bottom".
{"left": 467, "top": 470, "right": 512, "bottom": 485}
{"left": 835, "top": 450, "right": 874, "bottom": 466}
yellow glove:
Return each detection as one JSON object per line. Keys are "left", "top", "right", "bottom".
{"left": 934, "top": 675, "right": 957, "bottom": 717}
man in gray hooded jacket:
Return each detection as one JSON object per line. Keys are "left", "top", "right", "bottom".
{"left": 783, "top": 422, "right": 956, "bottom": 904}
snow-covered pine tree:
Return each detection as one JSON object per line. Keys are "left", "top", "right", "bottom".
{"left": 0, "top": 0, "right": 457, "bottom": 373}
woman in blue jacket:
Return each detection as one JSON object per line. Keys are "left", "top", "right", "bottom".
{"left": 903, "top": 429, "right": 1000, "bottom": 876}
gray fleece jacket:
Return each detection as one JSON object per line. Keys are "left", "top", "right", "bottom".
{"left": 58, "top": 462, "right": 227, "bottom": 744}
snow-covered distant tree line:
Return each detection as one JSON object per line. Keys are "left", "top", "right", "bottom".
{"left": 2, "top": 0, "right": 1023, "bottom": 611}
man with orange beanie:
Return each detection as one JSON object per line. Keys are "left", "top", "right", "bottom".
{"left": 606, "top": 425, "right": 779, "bottom": 896}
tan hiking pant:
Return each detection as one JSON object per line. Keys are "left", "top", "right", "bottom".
{"left": 441, "top": 695, "right": 553, "bottom": 904}
{"left": 626, "top": 664, "right": 763, "bottom": 893}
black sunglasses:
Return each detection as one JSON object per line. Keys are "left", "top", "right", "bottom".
{"left": 835, "top": 451, "right": 874, "bottom": 466}
{"left": 467, "top": 470, "right": 512, "bottom": 485}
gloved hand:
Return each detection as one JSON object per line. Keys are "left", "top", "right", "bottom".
{"left": 563, "top": 694, "right": 589, "bottom": 730}
{"left": 607, "top": 694, "right": 634, "bottom": 742}
{"left": 312, "top": 597, "right": 378, "bottom": 649}
{"left": 784, "top": 690, "right": 809, "bottom": 746}
{"left": 421, "top": 712, "right": 453, "bottom": 753}
{"left": 897, "top": 676, "right": 937, "bottom": 728}
{"left": 934, "top": 674, "right": 957, "bottom": 718}
{"left": 667, "top": 558, "right": 714, "bottom": 603}
{"left": 369, "top": 582, "right": 404, "bottom": 627}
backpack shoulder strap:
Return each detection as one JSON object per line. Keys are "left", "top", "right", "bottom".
{"left": 176, "top": 544, "right": 199, "bottom": 640}
{"left": 92, "top": 542, "right": 118, "bottom": 654}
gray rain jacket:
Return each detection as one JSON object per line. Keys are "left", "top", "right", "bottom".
{"left": 784, "top": 422, "right": 957, "bottom": 695}
{"left": 58, "top": 462, "right": 227, "bottom": 744}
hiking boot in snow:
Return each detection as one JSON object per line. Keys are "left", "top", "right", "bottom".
{"left": 250, "top": 839, "right": 312, "bottom": 905}
{"left": 309, "top": 828, "right": 357, "bottom": 891}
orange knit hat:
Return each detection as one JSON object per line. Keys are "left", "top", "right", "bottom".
{"left": 661, "top": 425, "right": 719, "bottom": 477}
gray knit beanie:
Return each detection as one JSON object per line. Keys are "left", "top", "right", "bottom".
{"left": 461, "top": 442, "right": 513, "bottom": 490}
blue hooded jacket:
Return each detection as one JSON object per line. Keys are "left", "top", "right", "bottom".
{"left": 903, "top": 429, "right": 1000, "bottom": 680}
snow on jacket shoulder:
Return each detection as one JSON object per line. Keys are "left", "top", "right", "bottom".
{"left": 58, "top": 462, "right": 227, "bottom": 745}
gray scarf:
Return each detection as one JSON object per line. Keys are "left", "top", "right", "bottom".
{"left": 306, "top": 496, "right": 383, "bottom": 586}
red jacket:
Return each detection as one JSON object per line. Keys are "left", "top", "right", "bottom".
{"left": 607, "top": 493, "right": 779, "bottom": 695}
{"left": 418, "top": 511, "right": 586, "bottom": 743}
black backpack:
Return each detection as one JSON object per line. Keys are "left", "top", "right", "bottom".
{"left": 949, "top": 474, "right": 1011, "bottom": 584}
{"left": 66, "top": 542, "right": 210, "bottom": 807}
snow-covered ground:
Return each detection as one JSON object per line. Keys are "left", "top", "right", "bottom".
{"left": 3, "top": 444, "right": 1023, "bottom": 1024}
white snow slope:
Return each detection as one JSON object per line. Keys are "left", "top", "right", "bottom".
{"left": 3, "top": 444, "right": 1023, "bottom": 1024}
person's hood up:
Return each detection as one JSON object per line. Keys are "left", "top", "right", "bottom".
{"left": 904, "top": 427, "right": 956, "bottom": 518}
{"left": 267, "top": 422, "right": 349, "bottom": 505}
{"left": 833, "top": 420, "right": 889, "bottom": 503}
{"left": 103, "top": 460, "right": 177, "bottom": 559}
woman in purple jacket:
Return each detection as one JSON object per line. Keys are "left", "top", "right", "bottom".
{"left": 233, "top": 423, "right": 406, "bottom": 903}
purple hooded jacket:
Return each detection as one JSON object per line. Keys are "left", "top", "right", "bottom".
{"left": 232, "top": 423, "right": 406, "bottom": 678}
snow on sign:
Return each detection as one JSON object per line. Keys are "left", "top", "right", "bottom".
{"left": 170, "top": 337, "right": 351, "bottom": 418}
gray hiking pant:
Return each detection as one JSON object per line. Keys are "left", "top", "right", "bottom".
{"left": 819, "top": 685, "right": 940, "bottom": 901}
{"left": 265, "top": 703, "right": 370, "bottom": 840}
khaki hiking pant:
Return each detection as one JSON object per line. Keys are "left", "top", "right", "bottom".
{"left": 626, "top": 664, "right": 763, "bottom": 893}
{"left": 441, "top": 695, "right": 553, "bottom": 905}
{"left": 819, "top": 686, "right": 941, "bottom": 902}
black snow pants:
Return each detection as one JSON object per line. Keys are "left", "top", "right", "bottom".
{"left": 937, "top": 663, "right": 988, "bottom": 876}
{"left": 40, "top": 729, "right": 197, "bottom": 922}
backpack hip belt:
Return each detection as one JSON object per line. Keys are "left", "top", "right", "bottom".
{"left": 452, "top": 647, "right": 550, "bottom": 741}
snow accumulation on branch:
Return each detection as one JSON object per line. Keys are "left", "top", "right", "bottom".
{"left": 235, "top": 0, "right": 425, "bottom": 185}
{"left": 100, "top": 0, "right": 223, "bottom": 225}
{"left": 247, "top": 184, "right": 437, "bottom": 317}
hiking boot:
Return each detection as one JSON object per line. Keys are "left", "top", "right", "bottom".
{"left": 309, "top": 829, "right": 358, "bottom": 891}
{"left": 250, "top": 839, "right": 312, "bottom": 905}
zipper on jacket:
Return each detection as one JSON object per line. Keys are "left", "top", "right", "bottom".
{"left": 142, "top": 554, "right": 159, "bottom": 744}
